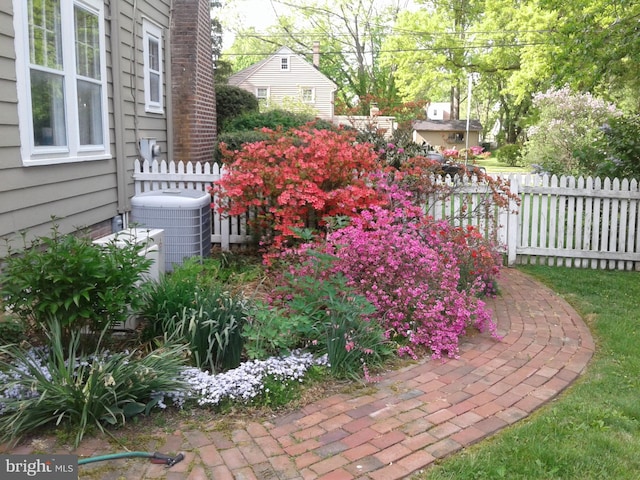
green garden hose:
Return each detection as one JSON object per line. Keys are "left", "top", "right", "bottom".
{"left": 78, "top": 451, "right": 185, "bottom": 467}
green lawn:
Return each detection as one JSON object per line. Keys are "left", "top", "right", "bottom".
{"left": 417, "top": 266, "right": 640, "bottom": 480}
{"left": 476, "top": 155, "right": 530, "bottom": 174}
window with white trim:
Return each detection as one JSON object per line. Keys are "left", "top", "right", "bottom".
{"left": 13, "top": 0, "right": 110, "bottom": 166}
{"left": 301, "top": 87, "right": 315, "bottom": 103}
{"left": 256, "top": 87, "right": 269, "bottom": 106}
{"left": 143, "top": 19, "right": 163, "bottom": 114}
{"left": 280, "top": 56, "right": 289, "bottom": 71}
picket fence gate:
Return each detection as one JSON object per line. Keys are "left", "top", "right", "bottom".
{"left": 133, "top": 159, "right": 640, "bottom": 271}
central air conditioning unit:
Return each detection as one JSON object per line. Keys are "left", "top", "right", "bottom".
{"left": 130, "top": 189, "right": 212, "bottom": 271}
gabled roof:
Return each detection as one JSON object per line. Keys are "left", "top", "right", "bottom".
{"left": 228, "top": 58, "right": 269, "bottom": 86}
{"left": 228, "top": 46, "right": 337, "bottom": 90}
{"left": 413, "top": 119, "right": 483, "bottom": 132}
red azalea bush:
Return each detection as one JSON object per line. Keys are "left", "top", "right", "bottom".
{"left": 212, "top": 124, "right": 385, "bottom": 249}
{"left": 214, "top": 125, "right": 511, "bottom": 361}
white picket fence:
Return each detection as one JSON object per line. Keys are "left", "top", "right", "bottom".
{"left": 507, "top": 174, "right": 640, "bottom": 270}
{"left": 133, "top": 159, "right": 640, "bottom": 270}
{"left": 133, "top": 159, "right": 250, "bottom": 249}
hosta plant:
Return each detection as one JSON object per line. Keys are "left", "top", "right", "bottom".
{"left": 0, "top": 225, "right": 152, "bottom": 341}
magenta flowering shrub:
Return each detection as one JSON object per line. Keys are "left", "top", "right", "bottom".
{"left": 272, "top": 197, "right": 501, "bottom": 360}
{"left": 326, "top": 206, "right": 499, "bottom": 359}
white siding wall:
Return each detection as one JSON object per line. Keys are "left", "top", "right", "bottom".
{"left": 237, "top": 54, "right": 336, "bottom": 120}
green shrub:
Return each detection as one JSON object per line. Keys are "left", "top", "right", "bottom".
{"left": 495, "top": 144, "right": 522, "bottom": 167}
{"left": 216, "top": 109, "right": 336, "bottom": 162}
{"left": 0, "top": 226, "right": 152, "bottom": 340}
{"left": 222, "top": 109, "right": 317, "bottom": 132}
{"left": 214, "top": 130, "right": 271, "bottom": 163}
{"left": 0, "top": 320, "right": 188, "bottom": 447}
{"left": 277, "top": 271, "right": 393, "bottom": 380}
{"left": 243, "top": 305, "right": 315, "bottom": 360}
{"left": 216, "top": 84, "right": 259, "bottom": 133}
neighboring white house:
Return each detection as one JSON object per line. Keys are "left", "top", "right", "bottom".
{"left": 229, "top": 46, "right": 396, "bottom": 138}
{"left": 228, "top": 46, "right": 338, "bottom": 120}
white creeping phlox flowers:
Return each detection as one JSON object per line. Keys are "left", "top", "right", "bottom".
{"left": 161, "top": 350, "right": 329, "bottom": 408}
{"left": 1, "top": 347, "right": 328, "bottom": 414}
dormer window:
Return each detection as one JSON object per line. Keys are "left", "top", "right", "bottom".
{"left": 280, "top": 56, "right": 289, "bottom": 71}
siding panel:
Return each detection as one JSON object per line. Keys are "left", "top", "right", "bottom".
{"left": 232, "top": 47, "right": 337, "bottom": 120}
{"left": 0, "top": 0, "right": 172, "bottom": 256}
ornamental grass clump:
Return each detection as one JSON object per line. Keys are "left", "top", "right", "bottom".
{"left": 162, "top": 290, "right": 248, "bottom": 373}
{"left": 0, "top": 319, "right": 189, "bottom": 448}
{"left": 139, "top": 258, "right": 252, "bottom": 373}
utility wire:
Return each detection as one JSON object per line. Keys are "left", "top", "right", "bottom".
{"left": 221, "top": 41, "right": 551, "bottom": 56}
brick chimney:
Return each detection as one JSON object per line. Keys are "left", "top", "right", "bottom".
{"left": 313, "top": 41, "right": 320, "bottom": 68}
{"left": 171, "top": 0, "right": 217, "bottom": 163}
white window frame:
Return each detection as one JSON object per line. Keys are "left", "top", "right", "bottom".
{"left": 280, "top": 56, "right": 290, "bottom": 71}
{"left": 13, "top": 0, "right": 111, "bottom": 166}
{"left": 301, "top": 87, "right": 315, "bottom": 103}
{"left": 255, "top": 86, "right": 269, "bottom": 106}
{"left": 143, "top": 19, "right": 164, "bottom": 114}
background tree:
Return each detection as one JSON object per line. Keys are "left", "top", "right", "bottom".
{"left": 385, "top": 0, "right": 555, "bottom": 142}
{"left": 539, "top": 0, "right": 640, "bottom": 112}
{"left": 219, "top": 0, "right": 640, "bottom": 148}
{"left": 522, "top": 86, "right": 622, "bottom": 176}
{"left": 221, "top": 0, "right": 411, "bottom": 113}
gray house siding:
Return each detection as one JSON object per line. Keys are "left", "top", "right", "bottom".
{"left": 0, "top": 7, "right": 19, "bottom": 170}
{"left": 0, "top": 0, "right": 171, "bottom": 257}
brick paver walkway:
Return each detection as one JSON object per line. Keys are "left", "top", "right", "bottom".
{"left": 6, "top": 268, "right": 594, "bottom": 479}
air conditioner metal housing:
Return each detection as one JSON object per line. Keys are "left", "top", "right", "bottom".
{"left": 130, "top": 189, "right": 211, "bottom": 271}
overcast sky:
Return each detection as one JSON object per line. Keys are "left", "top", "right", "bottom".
{"left": 219, "top": 0, "right": 284, "bottom": 46}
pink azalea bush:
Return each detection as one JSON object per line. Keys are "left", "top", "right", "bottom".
{"left": 271, "top": 192, "right": 501, "bottom": 360}
{"left": 442, "top": 148, "right": 460, "bottom": 159}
